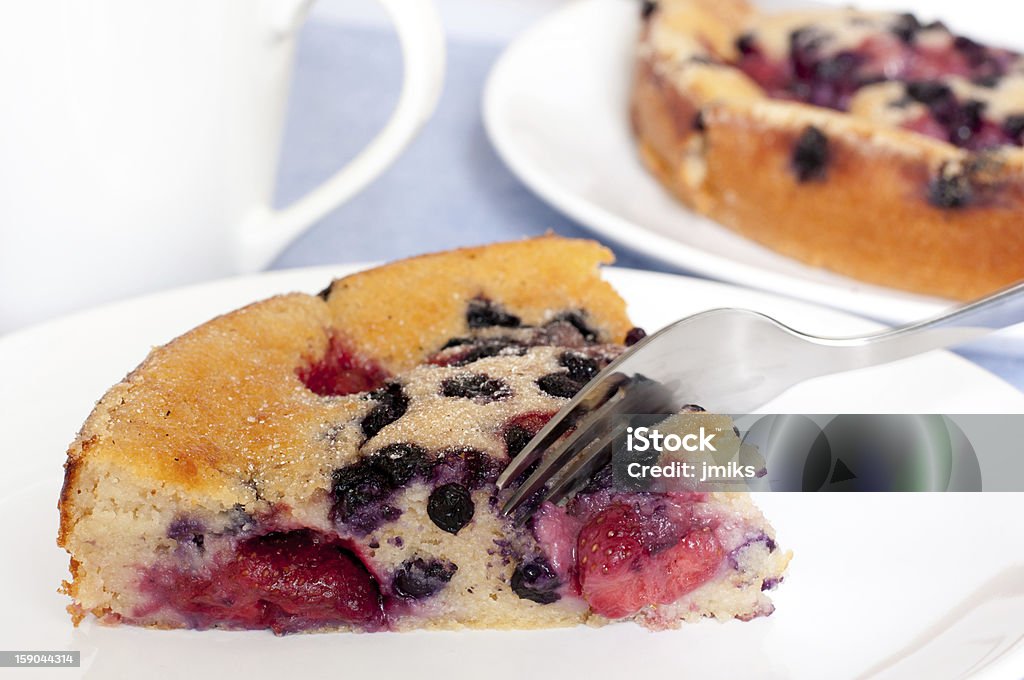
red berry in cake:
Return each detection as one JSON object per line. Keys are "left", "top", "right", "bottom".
{"left": 231, "top": 530, "right": 384, "bottom": 633}
{"left": 576, "top": 505, "right": 648, "bottom": 618}
{"left": 576, "top": 504, "right": 723, "bottom": 619}
{"left": 140, "top": 530, "right": 385, "bottom": 634}
{"left": 427, "top": 483, "right": 475, "bottom": 534}
{"left": 298, "top": 336, "right": 389, "bottom": 397}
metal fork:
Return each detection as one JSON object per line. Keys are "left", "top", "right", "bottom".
{"left": 496, "top": 280, "right": 1024, "bottom": 519}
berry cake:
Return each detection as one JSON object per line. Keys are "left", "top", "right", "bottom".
{"left": 58, "top": 237, "right": 789, "bottom": 634}
{"left": 632, "top": 0, "right": 1024, "bottom": 299}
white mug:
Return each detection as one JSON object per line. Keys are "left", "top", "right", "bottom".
{"left": 0, "top": 0, "right": 445, "bottom": 333}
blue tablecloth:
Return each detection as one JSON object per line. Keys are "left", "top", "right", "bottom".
{"left": 272, "top": 20, "right": 1024, "bottom": 391}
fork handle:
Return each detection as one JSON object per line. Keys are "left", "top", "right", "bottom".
{"left": 826, "top": 279, "right": 1024, "bottom": 369}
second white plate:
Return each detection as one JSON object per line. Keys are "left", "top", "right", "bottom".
{"left": 483, "top": 0, "right": 1023, "bottom": 334}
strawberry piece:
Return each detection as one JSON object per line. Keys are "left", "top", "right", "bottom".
{"left": 140, "top": 529, "right": 385, "bottom": 634}
{"left": 577, "top": 504, "right": 649, "bottom": 618}
{"left": 231, "top": 530, "right": 385, "bottom": 632}
{"left": 658, "top": 526, "right": 724, "bottom": 604}
{"left": 576, "top": 504, "right": 723, "bottom": 619}
{"left": 297, "top": 334, "right": 389, "bottom": 397}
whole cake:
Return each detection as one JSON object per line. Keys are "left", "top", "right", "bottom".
{"left": 58, "top": 237, "right": 789, "bottom": 634}
{"left": 632, "top": 0, "right": 1024, "bottom": 299}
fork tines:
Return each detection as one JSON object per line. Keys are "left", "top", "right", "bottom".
{"left": 496, "top": 373, "right": 674, "bottom": 521}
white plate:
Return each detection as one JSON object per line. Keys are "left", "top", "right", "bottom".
{"left": 482, "top": 0, "right": 1024, "bottom": 335}
{"left": 1, "top": 265, "right": 1023, "bottom": 680}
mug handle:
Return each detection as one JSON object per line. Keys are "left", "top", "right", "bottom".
{"left": 237, "top": 0, "right": 446, "bottom": 272}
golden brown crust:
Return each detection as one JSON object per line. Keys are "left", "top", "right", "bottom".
{"left": 321, "top": 236, "right": 631, "bottom": 371}
{"left": 633, "top": 0, "right": 1024, "bottom": 300}
{"left": 57, "top": 237, "right": 631, "bottom": 552}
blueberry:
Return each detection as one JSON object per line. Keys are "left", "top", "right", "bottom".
{"left": 1004, "top": 114, "right": 1024, "bottom": 143}
{"left": 890, "top": 12, "right": 921, "bottom": 43}
{"left": 361, "top": 382, "right": 409, "bottom": 440}
{"left": 222, "top": 504, "right": 254, "bottom": 534}
{"left": 373, "top": 443, "right": 433, "bottom": 487}
{"left": 625, "top": 327, "right": 647, "bottom": 346}
{"left": 167, "top": 516, "right": 205, "bottom": 541}
{"left": 807, "top": 52, "right": 862, "bottom": 109}
{"left": 332, "top": 463, "right": 392, "bottom": 521}
{"left": 789, "top": 27, "right": 826, "bottom": 80}
{"left": 640, "top": 0, "right": 657, "bottom": 19}
{"left": 950, "top": 100, "right": 985, "bottom": 146}
{"left": 427, "top": 483, "right": 475, "bottom": 534}
{"left": 450, "top": 337, "right": 527, "bottom": 366}
{"left": 953, "top": 35, "right": 988, "bottom": 68}
{"left": 814, "top": 52, "right": 859, "bottom": 83}
{"left": 316, "top": 282, "right": 333, "bottom": 301}
{"left": 790, "top": 126, "right": 830, "bottom": 182}
{"left": 904, "top": 83, "right": 985, "bottom": 148}
{"left": 905, "top": 81, "right": 953, "bottom": 107}
{"left": 537, "top": 373, "right": 583, "bottom": 399}
{"left": 929, "top": 163, "right": 972, "bottom": 209}
{"left": 510, "top": 558, "right": 562, "bottom": 604}
{"left": 392, "top": 557, "right": 458, "bottom": 599}
{"left": 692, "top": 111, "right": 706, "bottom": 132}
{"left": 435, "top": 448, "right": 502, "bottom": 488}
{"left": 330, "top": 444, "right": 432, "bottom": 534}
{"left": 558, "top": 351, "right": 599, "bottom": 383}
{"left": 440, "top": 374, "right": 512, "bottom": 403}
{"left": 466, "top": 298, "right": 521, "bottom": 328}
{"left": 735, "top": 32, "right": 756, "bottom": 55}
{"left": 549, "top": 311, "right": 598, "bottom": 343}
{"left": 503, "top": 425, "right": 534, "bottom": 458}
{"left": 167, "top": 516, "right": 206, "bottom": 553}
{"left": 440, "top": 337, "right": 472, "bottom": 349}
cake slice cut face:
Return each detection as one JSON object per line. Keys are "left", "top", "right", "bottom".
{"left": 58, "top": 237, "right": 789, "bottom": 633}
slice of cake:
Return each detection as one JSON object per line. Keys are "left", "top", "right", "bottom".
{"left": 57, "top": 236, "right": 789, "bottom": 633}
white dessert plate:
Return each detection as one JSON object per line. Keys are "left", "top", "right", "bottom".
{"left": 1, "top": 265, "right": 1023, "bottom": 679}
{"left": 483, "top": 0, "right": 1024, "bottom": 337}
